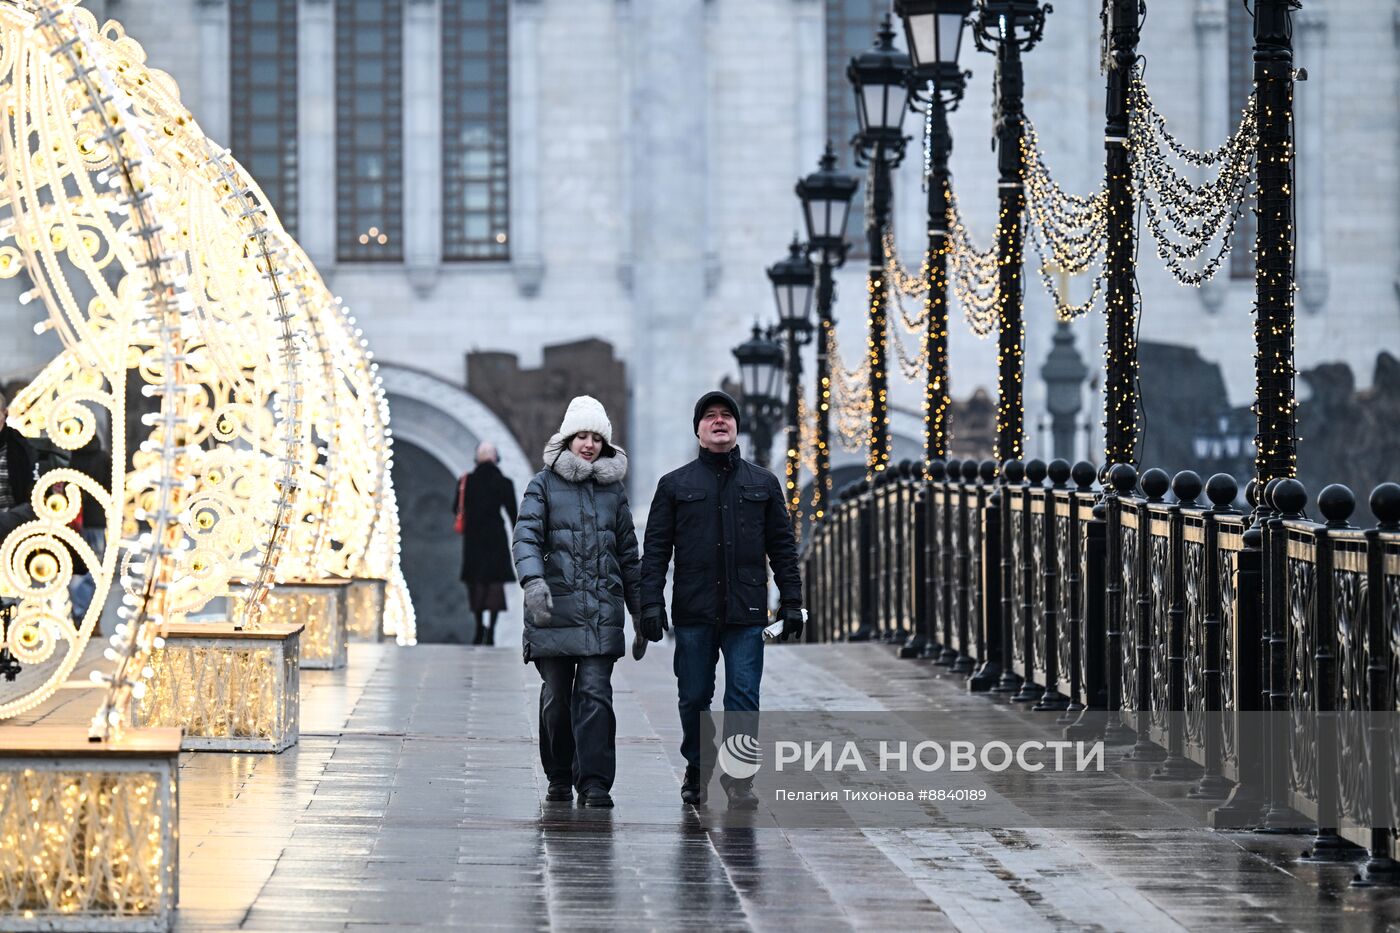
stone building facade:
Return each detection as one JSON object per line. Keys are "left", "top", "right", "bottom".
{"left": 0, "top": 1, "right": 1394, "bottom": 633}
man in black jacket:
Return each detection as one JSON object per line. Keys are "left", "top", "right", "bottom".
{"left": 639, "top": 390, "right": 803, "bottom": 809}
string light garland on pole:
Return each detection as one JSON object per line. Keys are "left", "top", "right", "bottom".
{"left": 1129, "top": 77, "right": 1258, "bottom": 287}
{"left": 972, "top": 0, "right": 1052, "bottom": 464}
{"left": 847, "top": 15, "right": 912, "bottom": 476}
{"left": 767, "top": 239, "right": 817, "bottom": 523}
{"left": 947, "top": 193, "right": 1001, "bottom": 336}
{"left": 1021, "top": 119, "right": 1107, "bottom": 322}
{"left": 794, "top": 145, "right": 857, "bottom": 519}
{"left": 825, "top": 326, "right": 875, "bottom": 451}
{"left": 1101, "top": 0, "right": 1142, "bottom": 469}
{"left": 894, "top": 0, "right": 974, "bottom": 463}
{"left": 1251, "top": 0, "right": 1300, "bottom": 486}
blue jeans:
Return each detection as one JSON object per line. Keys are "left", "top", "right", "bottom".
{"left": 674, "top": 623, "right": 764, "bottom": 770}
{"left": 69, "top": 529, "right": 105, "bottom": 622}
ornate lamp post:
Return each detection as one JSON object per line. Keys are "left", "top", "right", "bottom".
{"left": 796, "top": 145, "right": 858, "bottom": 518}
{"left": 767, "top": 239, "right": 817, "bottom": 521}
{"left": 847, "top": 15, "right": 911, "bottom": 476}
{"left": 732, "top": 324, "right": 785, "bottom": 470}
{"left": 895, "top": 0, "right": 972, "bottom": 463}
{"left": 971, "top": 0, "right": 1050, "bottom": 463}
{"left": 1102, "top": 0, "right": 1143, "bottom": 471}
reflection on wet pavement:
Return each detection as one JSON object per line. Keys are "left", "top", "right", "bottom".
{"left": 14, "top": 640, "right": 1400, "bottom": 930}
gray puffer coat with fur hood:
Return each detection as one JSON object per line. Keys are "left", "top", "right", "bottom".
{"left": 512, "top": 435, "right": 642, "bottom": 660}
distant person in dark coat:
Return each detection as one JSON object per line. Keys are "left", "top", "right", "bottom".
{"left": 455, "top": 442, "right": 518, "bottom": 646}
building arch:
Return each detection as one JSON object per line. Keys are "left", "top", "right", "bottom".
{"left": 378, "top": 363, "right": 531, "bottom": 645}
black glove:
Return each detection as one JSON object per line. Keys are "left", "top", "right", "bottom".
{"left": 778, "top": 607, "right": 805, "bottom": 642}
{"left": 640, "top": 606, "right": 668, "bottom": 643}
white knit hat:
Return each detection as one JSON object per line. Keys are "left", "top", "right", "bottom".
{"left": 556, "top": 395, "right": 613, "bottom": 444}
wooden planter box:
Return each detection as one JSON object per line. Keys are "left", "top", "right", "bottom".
{"left": 0, "top": 727, "right": 181, "bottom": 932}
{"left": 344, "top": 577, "right": 387, "bottom": 643}
{"left": 132, "top": 623, "right": 302, "bottom": 753}
{"left": 232, "top": 580, "right": 349, "bottom": 670}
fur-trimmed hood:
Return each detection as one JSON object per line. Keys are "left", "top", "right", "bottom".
{"left": 542, "top": 434, "right": 628, "bottom": 485}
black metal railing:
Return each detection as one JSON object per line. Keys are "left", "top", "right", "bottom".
{"left": 802, "top": 457, "right": 1400, "bottom": 870}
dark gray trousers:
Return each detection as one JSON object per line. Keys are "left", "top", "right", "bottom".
{"left": 535, "top": 656, "right": 616, "bottom": 793}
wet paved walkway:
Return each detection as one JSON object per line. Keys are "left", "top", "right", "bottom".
{"left": 20, "top": 641, "right": 1400, "bottom": 931}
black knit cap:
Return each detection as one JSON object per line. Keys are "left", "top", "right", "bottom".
{"left": 693, "top": 390, "right": 741, "bottom": 435}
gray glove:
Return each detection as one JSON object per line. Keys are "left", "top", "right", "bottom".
{"left": 524, "top": 578, "right": 553, "bottom": 626}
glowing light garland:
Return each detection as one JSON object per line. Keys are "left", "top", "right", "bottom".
{"left": 1129, "top": 76, "right": 1258, "bottom": 288}
{"left": 0, "top": 0, "right": 414, "bottom": 737}
{"left": 0, "top": 1, "right": 197, "bottom": 738}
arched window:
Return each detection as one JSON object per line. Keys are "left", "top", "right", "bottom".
{"left": 336, "top": 0, "right": 405, "bottom": 262}
{"left": 442, "top": 0, "right": 510, "bottom": 261}
{"left": 826, "top": 0, "right": 886, "bottom": 255}
{"left": 1227, "top": 0, "right": 1255, "bottom": 280}
{"left": 230, "top": 0, "right": 298, "bottom": 234}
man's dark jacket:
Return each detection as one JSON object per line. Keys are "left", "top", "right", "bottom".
{"left": 641, "top": 446, "right": 801, "bottom": 626}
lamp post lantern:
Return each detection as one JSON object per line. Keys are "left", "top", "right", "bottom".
{"left": 732, "top": 324, "right": 785, "bottom": 470}
{"left": 972, "top": 0, "right": 1051, "bottom": 463}
{"left": 796, "top": 144, "right": 858, "bottom": 518}
{"left": 847, "top": 15, "right": 912, "bottom": 476}
{"left": 896, "top": 0, "right": 972, "bottom": 464}
{"left": 768, "top": 239, "right": 817, "bottom": 522}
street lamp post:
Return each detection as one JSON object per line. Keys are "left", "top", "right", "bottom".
{"left": 796, "top": 145, "right": 858, "bottom": 519}
{"left": 732, "top": 324, "right": 785, "bottom": 470}
{"left": 847, "top": 15, "right": 912, "bottom": 476}
{"left": 1251, "top": 0, "right": 1297, "bottom": 489}
{"left": 972, "top": 0, "right": 1050, "bottom": 464}
{"left": 1103, "top": 0, "right": 1143, "bottom": 470}
{"left": 896, "top": 0, "right": 972, "bottom": 464}
{"left": 767, "top": 239, "right": 817, "bottom": 522}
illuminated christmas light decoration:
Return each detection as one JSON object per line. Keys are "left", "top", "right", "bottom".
{"left": 231, "top": 580, "right": 348, "bottom": 671}
{"left": 0, "top": 0, "right": 413, "bottom": 741}
{"left": 132, "top": 622, "right": 301, "bottom": 752}
{"left": 0, "top": 0, "right": 199, "bottom": 738}
{"left": 1129, "top": 77, "right": 1258, "bottom": 287}
{"left": 344, "top": 577, "right": 387, "bottom": 643}
{"left": 0, "top": 728, "right": 180, "bottom": 929}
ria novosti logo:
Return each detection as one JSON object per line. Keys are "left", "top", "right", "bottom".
{"left": 717, "top": 733, "right": 762, "bottom": 780}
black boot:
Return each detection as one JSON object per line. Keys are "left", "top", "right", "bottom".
{"left": 580, "top": 787, "right": 614, "bottom": 808}
{"left": 720, "top": 775, "right": 758, "bottom": 811}
{"left": 681, "top": 765, "right": 707, "bottom": 806}
{"left": 545, "top": 781, "right": 572, "bottom": 802}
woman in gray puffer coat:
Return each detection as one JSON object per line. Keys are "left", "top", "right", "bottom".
{"left": 512, "top": 395, "right": 641, "bottom": 808}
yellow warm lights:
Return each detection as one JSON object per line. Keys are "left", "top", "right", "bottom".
{"left": 0, "top": 0, "right": 412, "bottom": 740}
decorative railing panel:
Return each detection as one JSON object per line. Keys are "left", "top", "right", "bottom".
{"left": 1030, "top": 498, "right": 1051, "bottom": 692}
{"left": 1009, "top": 501, "right": 1027, "bottom": 672}
{"left": 1119, "top": 503, "right": 1142, "bottom": 716}
{"left": 1285, "top": 528, "right": 1320, "bottom": 810}
{"left": 1055, "top": 501, "right": 1075, "bottom": 705}
{"left": 1182, "top": 526, "right": 1206, "bottom": 754}
{"left": 802, "top": 465, "right": 1400, "bottom": 857}
{"left": 1147, "top": 511, "right": 1171, "bottom": 732}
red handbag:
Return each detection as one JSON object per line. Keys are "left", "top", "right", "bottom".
{"left": 453, "top": 473, "right": 468, "bottom": 535}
